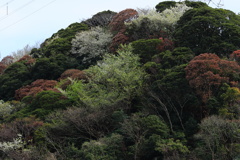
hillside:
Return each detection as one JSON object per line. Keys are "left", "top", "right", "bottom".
{"left": 0, "top": 1, "right": 240, "bottom": 160}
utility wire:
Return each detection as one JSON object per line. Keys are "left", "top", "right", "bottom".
{"left": 0, "top": 0, "right": 57, "bottom": 32}
{"left": 0, "top": 0, "right": 15, "bottom": 9}
{"left": 0, "top": 0, "right": 35, "bottom": 22}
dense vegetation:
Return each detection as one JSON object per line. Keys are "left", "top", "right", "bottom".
{"left": 0, "top": 1, "right": 240, "bottom": 159}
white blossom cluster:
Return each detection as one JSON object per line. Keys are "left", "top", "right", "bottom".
{"left": 0, "top": 100, "right": 13, "bottom": 119}
{"left": 0, "top": 134, "right": 24, "bottom": 152}
{"left": 126, "top": 3, "right": 192, "bottom": 35}
{"left": 71, "top": 26, "right": 113, "bottom": 64}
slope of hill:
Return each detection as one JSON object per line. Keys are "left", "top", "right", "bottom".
{"left": 0, "top": 1, "right": 240, "bottom": 159}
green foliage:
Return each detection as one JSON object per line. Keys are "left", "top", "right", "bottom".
{"left": 131, "top": 39, "right": 162, "bottom": 63}
{"left": 31, "top": 23, "right": 88, "bottom": 58}
{"left": 155, "top": 1, "right": 207, "bottom": 13}
{"left": 156, "top": 47, "right": 194, "bottom": 69}
{"left": 195, "top": 115, "right": 240, "bottom": 160}
{"left": 2, "top": 3, "right": 240, "bottom": 159}
{"left": 155, "top": 1, "right": 177, "bottom": 13}
{"left": 120, "top": 113, "right": 170, "bottom": 159}
{"left": 174, "top": 7, "right": 240, "bottom": 56}
{"left": 62, "top": 44, "right": 147, "bottom": 108}
{"left": 43, "top": 38, "right": 71, "bottom": 57}
{"left": 13, "top": 91, "right": 74, "bottom": 119}
{"left": 0, "top": 100, "right": 13, "bottom": 121}
{"left": 83, "top": 10, "right": 117, "bottom": 27}
{"left": 155, "top": 138, "right": 189, "bottom": 159}
{"left": 45, "top": 22, "right": 89, "bottom": 43}
{"left": 31, "top": 54, "right": 73, "bottom": 80}
{"left": 0, "top": 62, "right": 31, "bottom": 101}
{"left": 218, "top": 84, "right": 240, "bottom": 119}
{"left": 81, "top": 134, "right": 124, "bottom": 160}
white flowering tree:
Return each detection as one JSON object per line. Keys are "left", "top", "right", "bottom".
{"left": 71, "top": 26, "right": 113, "bottom": 67}
{"left": 126, "top": 3, "right": 192, "bottom": 40}
{"left": 0, "top": 100, "right": 13, "bottom": 120}
{"left": 0, "top": 134, "right": 24, "bottom": 152}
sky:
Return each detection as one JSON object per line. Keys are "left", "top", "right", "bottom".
{"left": 0, "top": 0, "right": 239, "bottom": 59}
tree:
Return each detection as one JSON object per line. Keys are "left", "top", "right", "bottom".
{"left": 43, "top": 38, "right": 72, "bottom": 57}
{"left": 219, "top": 84, "right": 240, "bottom": 119}
{"left": 109, "top": 9, "right": 138, "bottom": 33}
{"left": 195, "top": 115, "right": 240, "bottom": 160}
{"left": 109, "top": 32, "right": 130, "bottom": 53}
{"left": 0, "top": 101, "right": 13, "bottom": 121}
{"left": 11, "top": 43, "right": 39, "bottom": 62}
{"left": 83, "top": 10, "right": 116, "bottom": 27}
{"left": 0, "top": 56, "right": 14, "bottom": 66}
{"left": 59, "top": 69, "right": 86, "bottom": 81}
{"left": 18, "top": 91, "right": 73, "bottom": 119}
{"left": 156, "top": 47, "right": 194, "bottom": 69}
{"left": 155, "top": 1, "right": 207, "bottom": 13}
{"left": 15, "top": 79, "right": 58, "bottom": 101}
{"left": 230, "top": 50, "right": 240, "bottom": 64}
{"left": 0, "top": 62, "right": 31, "bottom": 101}
{"left": 71, "top": 26, "right": 113, "bottom": 67}
{"left": 31, "top": 55, "right": 68, "bottom": 80}
{"left": 126, "top": 3, "right": 192, "bottom": 40}
{"left": 131, "top": 39, "right": 163, "bottom": 63}
{"left": 121, "top": 114, "right": 169, "bottom": 160}
{"left": 0, "top": 63, "right": 6, "bottom": 75}
{"left": 31, "top": 23, "right": 88, "bottom": 58}
{"left": 81, "top": 134, "right": 124, "bottom": 160}
{"left": 174, "top": 7, "right": 240, "bottom": 56}
{"left": 155, "top": 1, "right": 177, "bottom": 13}
{"left": 185, "top": 53, "right": 240, "bottom": 116}
{"left": 62, "top": 44, "right": 147, "bottom": 108}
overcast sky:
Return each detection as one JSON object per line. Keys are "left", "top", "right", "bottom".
{"left": 0, "top": 0, "right": 239, "bottom": 59}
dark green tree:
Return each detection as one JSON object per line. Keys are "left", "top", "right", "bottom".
{"left": 0, "top": 62, "right": 31, "bottom": 101}
{"left": 131, "top": 39, "right": 162, "bottom": 63}
{"left": 83, "top": 10, "right": 117, "bottom": 27}
{"left": 155, "top": 1, "right": 208, "bottom": 13}
{"left": 174, "top": 7, "right": 240, "bottom": 56}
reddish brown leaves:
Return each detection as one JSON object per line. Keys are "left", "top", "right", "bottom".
{"left": 0, "top": 116, "right": 43, "bottom": 143}
{"left": 1, "top": 56, "right": 14, "bottom": 66}
{"left": 59, "top": 69, "right": 86, "bottom": 80}
{"left": 15, "top": 79, "right": 58, "bottom": 100}
{"left": 110, "top": 32, "right": 130, "bottom": 52}
{"left": 59, "top": 69, "right": 87, "bottom": 90}
{"left": 186, "top": 53, "right": 240, "bottom": 103}
{"left": 109, "top": 8, "right": 138, "bottom": 33}
{"left": 230, "top": 50, "right": 240, "bottom": 64}
{"left": 109, "top": 9, "right": 138, "bottom": 53}
{"left": 157, "top": 37, "right": 174, "bottom": 52}
{"left": 17, "top": 55, "right": 36, "bottom": 66}
{"left": 0, "top": 56, "right": 14, "bottom": 74}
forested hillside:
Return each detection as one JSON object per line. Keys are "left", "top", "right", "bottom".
{"left": 1, "top": 1, "right": 240, "bottom": 159}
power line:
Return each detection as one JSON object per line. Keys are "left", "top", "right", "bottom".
{"left": 0, "top": 0, "right": 15, "bottom": 9}
{"left": 0, "top": 0, "right": 57, "bottom": 32}
{"left": 0, "top": 0, "right": 35, "bottom": 22}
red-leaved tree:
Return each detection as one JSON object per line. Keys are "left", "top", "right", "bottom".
{"left": 59, "top": 69, "right": 86, "bottom": 80}
{"left": 17, "top": 55, "right": 36, "bottom": 66}
{"left": 1, "top": 56, "right": 14, "bottom": 66}
{"left": 230, "top": 50, "right": 240, "bottom": 64}
{"left": 185, "top": 53, "right": 240, "bottom": 104}
{"left": 15, "top": 79, "right": 58, "bottom": 100}
{"left": 109, "top": 9, "right": 138, "bottom": 53}
{"left": 59, "top": 69, "right": 87, "bottom": 90}
{"left": 109, "top": 8, "right": 138, "bottom": 33}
